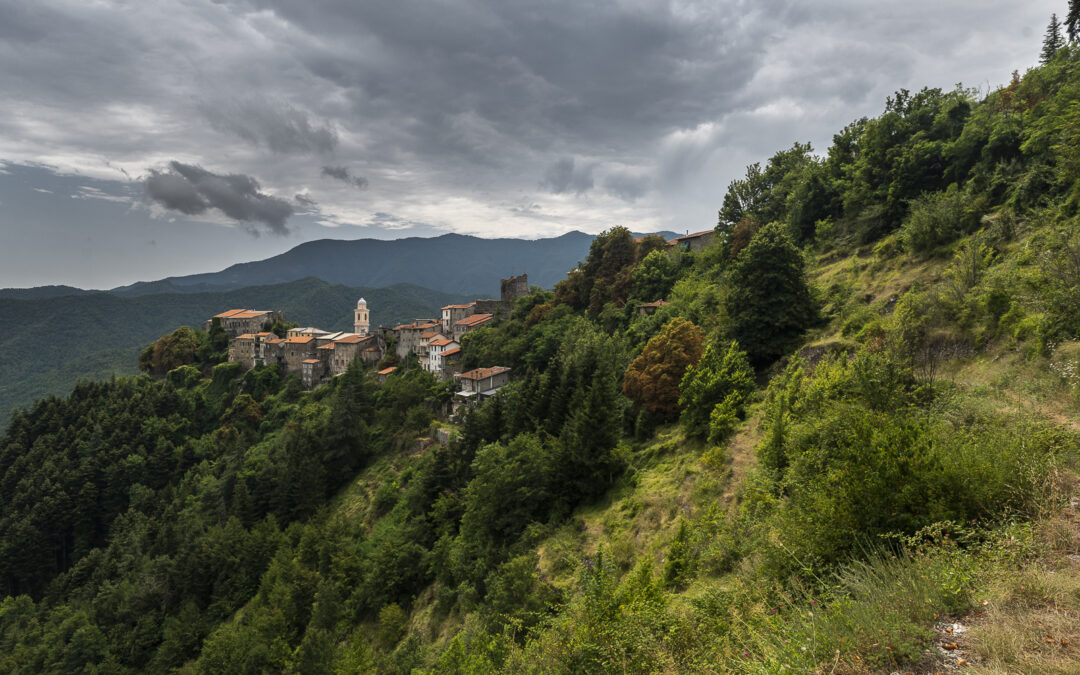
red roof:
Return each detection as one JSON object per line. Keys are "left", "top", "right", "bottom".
{"left": 378, "top": 366, "right": 397, "bottom": 375}
{"left": 393, "top": 321, "right": 440, "bottom": 331}
{"left": 334, "top": 335, "right": 366, "bottom": 344}
{"left": 284, "top": 336, "right": 314, "bottom": 344}
{"left": 214, "top": 308, "right": 273, "bottom": 319}
{"left": 234, "top": 333, "right": 256, "bottom": 340}
{"left": 318, "top": 343, "right": 335, "bottom": 350}
{"left": 441, "top": 303, "right": 473, "bottom": 310}
{"left": 455, "top": 313, "right": 493, "bottom": 327}
{"left": 420, "top": 330, "right": 443, "bottom": 339}
{"left": 456, "top": 366, "right": 510, "bottom": 380}
{"left": 429, "top": 338, "right": 455, "bottom": 347}
{"left": 301, "top": 359, "right": 321, "bottom": 364}
{"left": 442, "top": 346, "right": 461, "bottom": 357}
{"left": 265, "top": 338, "right": 283, "bottom": 345}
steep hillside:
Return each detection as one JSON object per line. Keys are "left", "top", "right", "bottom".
{"left": 6, "top": 39, "right": 1080, "bottom": 675}
{"left": 0, "top": 278, "right": 470, "bottom": 429}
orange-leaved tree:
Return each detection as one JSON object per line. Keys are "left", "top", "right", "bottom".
{"left": 622, "top": 317, "right": 705, "bottom": 421}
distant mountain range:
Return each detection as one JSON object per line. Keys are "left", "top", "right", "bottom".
{"left": 0, "top": 278, "right": 471, "bottom": 430}
{"left": 107, "top": 230, "right": 676, "bottom": 297}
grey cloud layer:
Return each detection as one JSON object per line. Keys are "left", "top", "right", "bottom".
{"left": 0, "top": 0, "right": 1063, "bottom": 283}
{"left": 145, "top": 162, "right": 293, "bottom": 235}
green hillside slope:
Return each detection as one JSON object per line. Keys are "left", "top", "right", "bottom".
{"left": 6, "top": 36, "right": 1080, "bottom": 675}
{"left": 0, "top": 278, "right": 470, "bottom": 429}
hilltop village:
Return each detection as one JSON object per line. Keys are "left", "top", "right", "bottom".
{"left": 208, "top": 273, "right": 528, "bottom": 401}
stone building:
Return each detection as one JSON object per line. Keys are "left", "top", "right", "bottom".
{"left": 453, "top": 313, "right": 492, "bottom": 341}
{"left": 321, "top": 334, "right": 380, "bottom": 376}
{"left": 472, "top": 273, "right": 529, "bottom": 320}
{"left": 227, "top": 331, "right": 280, "bottom": 369}
{"left": 637, "top": 299, "right": 670, "bottom": 315}
{"left": 501, "top": 273, "right": 529, "bottom": 305}
{"left": 441, "top": 303, "right": 475, "bottom": 334}
{"left": 204, "top": 309, "right": 284, "bottom": 337}
{"left": 454, "top": 366, "right": 510, "bottom": 406}
{"left": 301, "top": 359, "right": 323, "bottom": 388}
{"left": 667, "top": 230, "right": 715, "bottom": 253}
{"left": 393, "top": 319, "right": 441, "bottom": 359}
{"left": 283, "top": 336, "right": 318, "bottom": 375}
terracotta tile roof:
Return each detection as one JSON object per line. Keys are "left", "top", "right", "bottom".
{"left": 234, "top": 333, "right": 256, "bottom": 340}
{"left": 301, "top": 359, "right": 321, "bottom": 364}
{"left": 334, "top": 335, "right": 366, "bottom": 344}
{"left": 377, "top": 366, "right": 398, "bottom": 375}
{"left": 441, "top": 303, "right": 474, "bottom": 310}
{"left": 419, "top": 330, "right": 443, "bottom": 339}
{"left": 442, "top": 346, "right": 461, "bottom": 356}
{"left": 456, "top": 366, "right": 510, "bottom": 380}
{"left": 393, "top": 321, "right": 439, "bottom": 331}
{"left": 284, "top": 336, "right": 314, "bottom": 344}
{"left": 214, "top": 309, "right": 247, "bottom": 318}
{"left": 233, "top": 310, "right": 271, "bottom": 319}
{"left": 265, "top": 338, "right": 283, "bottom": 345}
{"left": 318, "top": 343, "right": 335, "bottom": 350}
{"left": 428, "top": 338, "right": 455, "bottom": 347}
{"left": 455, "top": 313, "right": 493, "bottom": 327}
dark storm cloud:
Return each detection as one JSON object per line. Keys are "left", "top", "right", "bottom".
{"left": 202, "top": 99, "right": 338, "bottom": 154}
{"left": 542, "top": 158, "right": 594, "bottom": 195}
{"left": 321, "top": 166, "right": 369, "bottom": 189}
{"left": 144, "top": 162, "right": 293, "bottom": 235}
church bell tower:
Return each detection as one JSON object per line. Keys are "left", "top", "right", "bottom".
{"left": 354, "top": 298, "right": 370, "bottom": 336}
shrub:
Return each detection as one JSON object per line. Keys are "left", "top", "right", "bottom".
{"left": 679, "top": 339, "right": 754, "bottom": 440}
{"left": 900, "top": 184, "right": 985, "bottom": 253}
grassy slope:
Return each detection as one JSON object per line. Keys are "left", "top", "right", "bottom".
{"left": 303, "top": 222, "right": 1080, "bottom": 672}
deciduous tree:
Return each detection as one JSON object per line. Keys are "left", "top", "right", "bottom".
{"left": 622, "top": 317, "right": 705, "bottom": 421}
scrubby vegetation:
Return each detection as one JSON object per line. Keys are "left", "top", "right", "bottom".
{"left": 5, "top": 24, "right": 1080, "bottom": 675}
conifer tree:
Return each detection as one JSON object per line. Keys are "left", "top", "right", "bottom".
{"left": 1067, "top": 0, "right": 1080, "bottom": 43}
{"left": 1042, "top": 13, "right": 1066, "bottom": 64}
{"left": 726, "top": 222, "right": 814, "bottom": 367}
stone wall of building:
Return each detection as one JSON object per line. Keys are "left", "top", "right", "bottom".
{"left": 501, "top": 273, "right": 529, "bottom": 305}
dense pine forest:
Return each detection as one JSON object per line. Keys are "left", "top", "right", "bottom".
{"left": 7, "top": 28, "right": 1080, "bottom": 675}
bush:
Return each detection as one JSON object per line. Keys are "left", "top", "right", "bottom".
{"left": 679, "top": 339, "right": 754, "bottom": 441}
{"left": 900, "top": 184, "right": 985, "bottom": 253}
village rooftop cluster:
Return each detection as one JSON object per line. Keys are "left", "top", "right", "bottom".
{"left": 205, "top": 274, "right": 529, "bottom": 403}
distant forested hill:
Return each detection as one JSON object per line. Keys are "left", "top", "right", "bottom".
{"left": 0, "top": 285, "right": 94, "bottom": 300}
{"left": 109, "top": 231, "right": 675, "bottom": 297}
{"left": 0, "top": 278, "right": 470, "bottom": 429}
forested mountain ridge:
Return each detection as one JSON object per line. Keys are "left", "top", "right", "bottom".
{"left": 5, "top": 34, "right": 1080, "bottom": 674}
{"left": 0, "top": 278, "right": 471, "bottom": 430}
{"left": 107, "top": 230, "right": 673, "bottom": 298}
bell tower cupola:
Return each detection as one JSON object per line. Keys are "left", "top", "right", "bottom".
{"left": 354, "top": 298, "right": 370, "bottom": 336}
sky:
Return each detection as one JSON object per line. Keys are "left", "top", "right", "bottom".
{"left": 0, "top": 0, "right": 1061, "bottom": 289}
